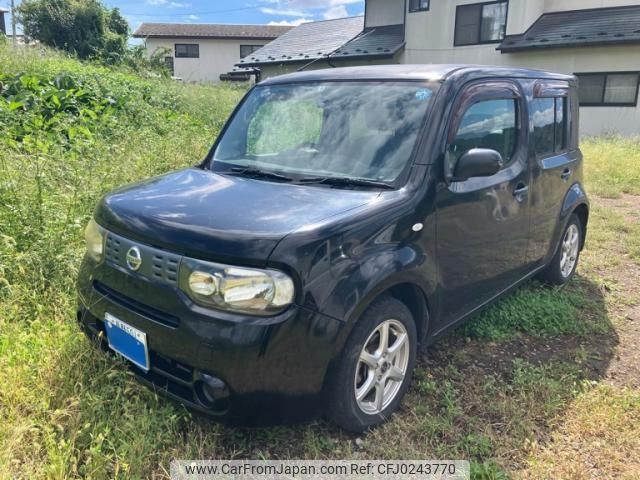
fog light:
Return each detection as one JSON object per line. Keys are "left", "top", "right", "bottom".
{"left": 195, "top": 373, "right": 230, "bottom": 411}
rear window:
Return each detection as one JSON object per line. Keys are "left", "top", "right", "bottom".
{"left": 532, "top": 97, "right": 568, "bottom": 157}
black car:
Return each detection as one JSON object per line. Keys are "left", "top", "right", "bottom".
{"left": 77, "top": 65, "right": 589, "bottom": 432}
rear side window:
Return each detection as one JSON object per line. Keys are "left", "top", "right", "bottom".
{"left": 532, "top": 97, "right": 568, "bottom": 157}
{"left": 450, "top": 98, "right": 518, "bottom": 165}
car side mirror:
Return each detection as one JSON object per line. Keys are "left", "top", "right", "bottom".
{"left": 453, "top": 148, "right": 503, "bottom": 181}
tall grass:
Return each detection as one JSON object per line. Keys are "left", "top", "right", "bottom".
{"left": 582, "top": 136, "right": 640, "bottom": 197}
{"left": 0, "top": 44, "right": 245, "bottom": 478}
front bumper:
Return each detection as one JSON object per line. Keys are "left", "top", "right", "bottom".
{"left": 77, "top": 247, "right": 344, "bottom": 424}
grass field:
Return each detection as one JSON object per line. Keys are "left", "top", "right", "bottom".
{"left": 1, "top": 44, "right": 639, "bottom": 479}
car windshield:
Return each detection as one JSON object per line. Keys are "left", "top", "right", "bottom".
{"left": 210, "top": 82, "right": 436, "bottom": 185}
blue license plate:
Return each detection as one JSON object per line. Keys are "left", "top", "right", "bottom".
{"left": 105, "top": 313, "right": 150, "bottom": 371}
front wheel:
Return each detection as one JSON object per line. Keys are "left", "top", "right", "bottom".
{"left": 538, "top": 214, "right": 583, "bottom": 285}
{"left": 326, "top": 296, "right": 417, "bottom": 432}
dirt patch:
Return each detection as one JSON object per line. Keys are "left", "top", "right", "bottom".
{"left": 423, "top": 331, "right": 617, "bottom": 384}
{"left": 588, "top": 194, "right": 640, "bottom": 387}
{"left": 597, "top": 193, "right": 640, "bottom": 223}
{"left": 605, "top": 304, "right": 640, "bottom": 388}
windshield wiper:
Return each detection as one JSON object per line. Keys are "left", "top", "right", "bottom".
{"left": 298, "top": 176, "right": 395, "bottom": 190}
{"left": 227, "top": 167, "right": 293, "bottom": 182}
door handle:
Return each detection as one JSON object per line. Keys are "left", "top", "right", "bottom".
{"left": 561, "top": 168, "right": 572, "bottom": 180}
{"left": 513, "top": 183, "right": 529, "bottom": 197}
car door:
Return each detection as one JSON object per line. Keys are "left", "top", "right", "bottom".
{"left": 526, "top": 80, "right": 578, "bottom": 263}
{"left": 435, "top": 80, "right": 532, "bottom": 327}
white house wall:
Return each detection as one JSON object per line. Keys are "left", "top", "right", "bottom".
{"left": 543, "top": 0, "right": 640, "bottom": 13}
{"left": 506, "top": 45, "right": 640, "bottom": 136}
{"left": 365, "top": 0, "right": 405, "bottom": 27}
{"left": 397, "top": 0, "right": 640, "bottom": 136}
{"left": 145, "top": 37, "right": 270, "bottom": 83}
{"left": 402, "top": 0, "right": 539, "bottom": 65}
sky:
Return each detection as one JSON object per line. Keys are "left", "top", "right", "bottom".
{"left": 0, "top": 1, "right": 365, "bottom": 35}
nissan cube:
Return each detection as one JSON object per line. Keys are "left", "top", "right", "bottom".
{"left": 77, "top": 65, "right": 589, "bottom": 432}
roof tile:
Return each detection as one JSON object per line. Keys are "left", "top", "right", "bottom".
{"left": 499, "top": 5, "right": 640, "bottom": 52}
{"left": 133, "top": 23, "right": 291, "bottom": 40}
{"left": 333, "top": 24, "right": 405, "bottom": 59}
{"left": 237, "top": 16, "right": 365, "bottom": 67}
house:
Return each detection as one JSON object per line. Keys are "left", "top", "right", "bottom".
{"left": 133, "top": 23, "right": 292, "bottom": 83}
{"left": 236, "top": 15, "right": 405, "bottom": 76}
{"left": 0, "top": 7, "right": 8, "bottom": 35}
{"left": 240, "top": 0, "right": 640, "bottom": 136}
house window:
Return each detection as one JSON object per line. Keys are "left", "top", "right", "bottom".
{"left": 454, "top": 1, "right": 508, "bottom": 46}
{"left": 240, "top": 45, "right": 264, "bottom": 59}
{"left": 409, "top": 0, "right": 430, "bottom": 12}
{"left": 575, "top": 72, "right": 640, "bottom": 107}
{"left": 532, "top": 97, "right": 568, "bottom": 157}
{"left": 175, "top": 44, "right": 199, "bottom": 58}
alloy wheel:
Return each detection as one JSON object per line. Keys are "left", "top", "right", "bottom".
{"left": 560, "top": 223, "right": 580, "bottom": 278}
{"left": 354, "top": 319, "right": 410, "bottom": 415}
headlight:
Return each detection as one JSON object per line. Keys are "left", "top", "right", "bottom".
{"left": 181, "top": 260, "right": 295, "bottom": 316}
{"left": 84, "top": 218, "right": 104, "bottom": 262}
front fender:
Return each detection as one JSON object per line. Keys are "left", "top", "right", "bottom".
{"left": 328, "top": 244, "right": 432, "bottom": 322}
{"left": 267, "top": 178, "right": 437, "bottom": 356}
{"left": 315, "top": 242, "right": 435, "bottom": 357}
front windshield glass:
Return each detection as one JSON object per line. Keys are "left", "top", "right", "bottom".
{"left": 211, "top": 82, "right": 436, "bottom": 184}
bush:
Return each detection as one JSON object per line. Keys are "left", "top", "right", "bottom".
{"left": 17, "top": 0, "right": 129, "bottom": 62}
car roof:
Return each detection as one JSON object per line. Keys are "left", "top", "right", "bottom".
{"left": 259, "top": 64, "right": 575, "bottom": 85}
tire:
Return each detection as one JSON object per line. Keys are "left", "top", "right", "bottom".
{"left": 326, "top": 296, "right": 417, "bottom": 433}
{"left": 538, "top": 213, "right": 583, "bottom": 285}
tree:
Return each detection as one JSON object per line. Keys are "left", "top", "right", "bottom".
{"left": 17, "top": 0, "right": 129, "bottom": 62}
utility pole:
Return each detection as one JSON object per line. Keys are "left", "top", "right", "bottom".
{"left": 11, "top": 0, "right": 16, "bottom": 47}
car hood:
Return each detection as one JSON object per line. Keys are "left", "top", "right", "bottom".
{"left": 95, "top": 168, "right": 379, "bottom": 265}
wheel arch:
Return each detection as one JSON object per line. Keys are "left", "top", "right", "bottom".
{"left": 343, "top": 279, "right": 432, "bottom": 348}
{"left": 384, "top": 283, "right": 431, "bottom": 345}
{"left": 551, "top": 182, "right": 589, "bottom": 257}
{"left": 572, "top": 203, "right": 589, "bottom": 250}
{"left": 320, "top": 279, "right": 431, "bottom": 407}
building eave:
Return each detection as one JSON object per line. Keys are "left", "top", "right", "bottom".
{"left": 499, "top": 38, "right": 640, "bottom": 53}
{"left": 133, "top": 34, "right": 281, "bottom": 41}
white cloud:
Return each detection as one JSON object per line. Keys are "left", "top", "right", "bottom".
{"left": 322, "top": 5, "right": 348, "bottom": 19}
{"left": 186, "top": 14, "right": 199, "bottom": 20}
{"left": 268, "top": 18, "right": 314, "bottom": 26}
{"left": 145, "top": 0, "right": 191, "bottom": 7}
{"left": 260, "top": 0, "right": 362, "bottom": 23}
{"left": 260, "top": 7, "right": 306, "bottom": 17}
{"left": 262, "top": 0, "right": 361, "bottom": 6}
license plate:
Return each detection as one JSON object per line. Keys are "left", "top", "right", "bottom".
{"left": 105, "top": 313, "right": 150, "bottom": 371}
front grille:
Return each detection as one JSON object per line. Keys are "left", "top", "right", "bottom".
{"left": 105, "top": 235, "right": 122, "bottom": 263}
{"left": 94, "top": 281, "right": 181, "bottom": 328}
{"left": 151, "top": 253, "right": 179, "bottom": 284}
{"left": 104, "top": 231, "right": 182, "bottom": 286}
